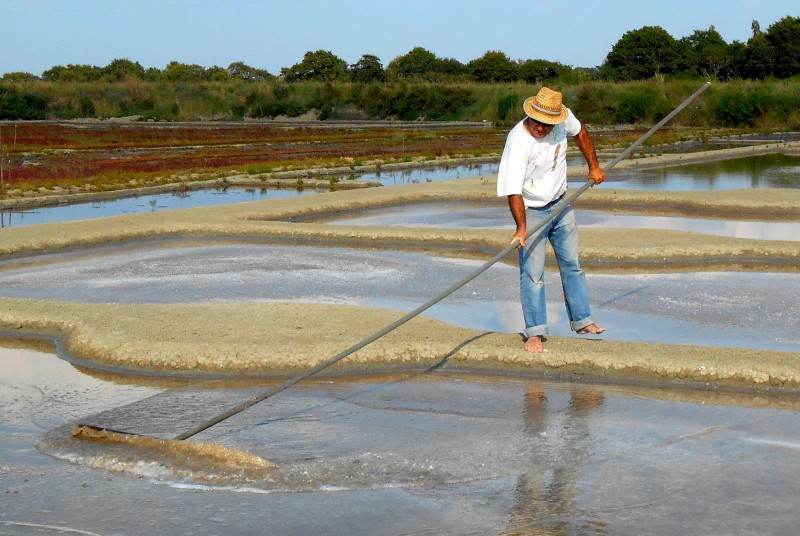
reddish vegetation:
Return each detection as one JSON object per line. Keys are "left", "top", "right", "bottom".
{"left": 1, "top": 122, "right": 507, "bottom": 190}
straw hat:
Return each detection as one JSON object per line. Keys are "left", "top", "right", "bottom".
{"left": 523, "top": 87, "right": 567, "bottom": 125}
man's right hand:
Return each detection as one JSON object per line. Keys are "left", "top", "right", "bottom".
{"left": 507, "top": 194, "right": 527, "bottom": 248}
{"left": 510, "top": 230, "right": 527, "bottom": 248}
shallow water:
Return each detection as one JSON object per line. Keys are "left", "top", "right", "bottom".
{"left": 4, "top": 341, "right": 800, "bottom": 535}
{"left": 628, "top": 153, "right": 800, "bottom": 191}
{"left": 338, "top": 153, "right": 800, "bottom": 191}
{"left": 0, "top": 243, "right": 797, "bottom": 351}
{"left": 0, "top": 186, "right": 320, "bottom": 228}
{"left": 327, "top": 200, "right": 800, "bottom": 241}
{"left": 2, "top": 154, "right": 797, "bottom": 228}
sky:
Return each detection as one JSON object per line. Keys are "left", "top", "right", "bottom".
{"left": 2, "top": 0, "right": 797, "bottom": 76}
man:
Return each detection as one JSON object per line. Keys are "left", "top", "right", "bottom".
{"left": 496, "top": 87, "right": 606, "bottom": 353}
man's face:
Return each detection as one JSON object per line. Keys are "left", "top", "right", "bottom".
{"left": 526, "top": 117, "right": 555, "bottom": 139}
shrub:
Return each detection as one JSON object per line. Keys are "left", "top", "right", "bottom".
{"left": 230, "top": 102, "right": 246, "bottom": 119}
{"left": 496, "top": 93, "right": 519, "bottom": 124}
{"left": 0, "top": 85, "right": 47, "bottom": 119}
{"left": 351, "top": 83, "right": 388, "bottom": 117}
{"left": 2, "top": 77, "right": 799, "bottom": 127}
{"left": 615, "top": 86, "right": 671, "bottom": 124}
{"left": 79, "top": 96, "right": 96, "bottom": 116}
{"left": 712, "top": 86, "right": 774, "bottom": 126}
{"left": 380, "top": 84, "right": 475, "bottom": 120}
{"left": 246, "top": 91, "right": 285, "bottom": 118}
{"left": 570, "top": 83, "right": 615, "bottom": 125}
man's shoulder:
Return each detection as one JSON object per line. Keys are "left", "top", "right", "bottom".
{"left": 563, "top": 109, "right": 582, "bottom": 136}
{"left": 506, "top": 119, "right": 532, "bottom": 143}
{"left": 508, "top": 118, "right": 527, "bottom": 134}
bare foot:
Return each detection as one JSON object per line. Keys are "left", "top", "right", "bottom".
{"left": 524, "top": 335, "right": 545, "bottom": 353}
{"left": 576, "top": 323, "right": 606, "bottom": 335}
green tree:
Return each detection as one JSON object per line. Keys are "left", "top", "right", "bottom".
{"left": 468, "top": 51, "right": 519, "bottom": 82}
{"left": 1, "top": 72, "right": 38, "bottom": 82}
{"left": 142, "top": 67, "right": 162, "bottom": 81}
{"left": 679, "top": 27, "right": 731, "bottom": 79}
{"left": 726, "top": 41, "right": 748, "bottom": 79}
{"left": 205, "top": 66, "right": 231, "bottom": 81}
{"left": 162, "top": 61, "right": 207, "bottom": 81}
{"left": 568, "top": 66, "right": 601, "bottom": 84}
{"left": 602, "top": 26, "right": 681, "bottom": 80}
{"left": 227, "top": 62, "right": 272, "bottom": 81}
{"left": 386, "top": 47, "right": 437, "bottom": 80}
{"left": 740, "top": 33, "right": 774, "bottom": 79}
{"left": 764, "top": 16, "right": 800, "bottom": 78}
{"left": 42, "top": 64, "right": 102, "bottom": 82}
{"left": 349, "top": 54, "right": 386, "bottom": 82}
{"left": 281, "top": 50, "right": 349, "bottom": 82}
{"left": 433, "top": 57, "right": 468, "bottom": 79}
{"left": 518, "top": 59, "right": 571, "bottom": 84}
{"left": 41, "top": 65, "right": 67, "bottom": 81}
{"left": 102, "top": 58, "right": 145, "bottom": 81}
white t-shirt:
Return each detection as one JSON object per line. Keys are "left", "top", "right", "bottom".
{"left": 496, "top": 109, "right": 582, "bottom": 207}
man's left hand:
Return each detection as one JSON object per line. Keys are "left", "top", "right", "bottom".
{"left": 588, "top": 167, "right": 606, "bottom": 185}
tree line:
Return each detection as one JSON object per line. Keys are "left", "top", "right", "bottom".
{"left": 1, "top": 17, "right": 798, "bottom": 127}
{"left": 2, "top": 16, "right": 798, "bottom": 84}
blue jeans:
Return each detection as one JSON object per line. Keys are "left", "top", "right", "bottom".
{"left": 518, "top": 203, "right": 595, "bottom": 338}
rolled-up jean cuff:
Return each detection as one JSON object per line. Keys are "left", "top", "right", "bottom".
{"left": 524, "top": 325, "right": 549, "bottom": 339}
{"left": 571, "top": 317, "right": 595, "bottom": 332}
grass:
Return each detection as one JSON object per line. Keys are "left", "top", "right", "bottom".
{"left": 0, "top": 122, "right": 504, "bottom": 195}
{"left": 0, "top": 119, "right": 784, "bottom": 198}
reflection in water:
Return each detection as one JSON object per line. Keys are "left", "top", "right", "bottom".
{"left": 7, "top": 337, "right": 800, "bottom": 533}
{"left": 620, "top": 154, "right": 800, "bottom": 191}
{"left": 505, "top": 386, "right": 606, "bottom": 535}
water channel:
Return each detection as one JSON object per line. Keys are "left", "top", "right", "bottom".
{"left": 2, "top": 154, "right": 798, "bottom": 228}
{"left": 327, "top": 200, "right": 800, "bottom": 241}
{"left": 1, "top": 153, "right": 799, "bottom": 534}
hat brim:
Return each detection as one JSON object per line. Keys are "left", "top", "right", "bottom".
{"left": 523, "top": 99, "right": 567, "bottom": 125}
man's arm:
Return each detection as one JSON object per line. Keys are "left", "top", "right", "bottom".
{"left": 507, "top": 194, "right": 528, "bottom": 247}
{"left": 573, "top": 125, "right": 606, "bottom": 185}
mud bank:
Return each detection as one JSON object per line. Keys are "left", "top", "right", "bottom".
{"left": 1, "top": 299, "right": 798, "bottom": 390}
{"left": 1, "top": 178, "right": 798, "bottom": 268}
{"left": 0, "top": 146, "right": 797, "bottom": 390}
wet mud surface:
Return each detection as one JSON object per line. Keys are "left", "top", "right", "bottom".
{"left": 5, "top": 343, "right": 800, "bottom": 535}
